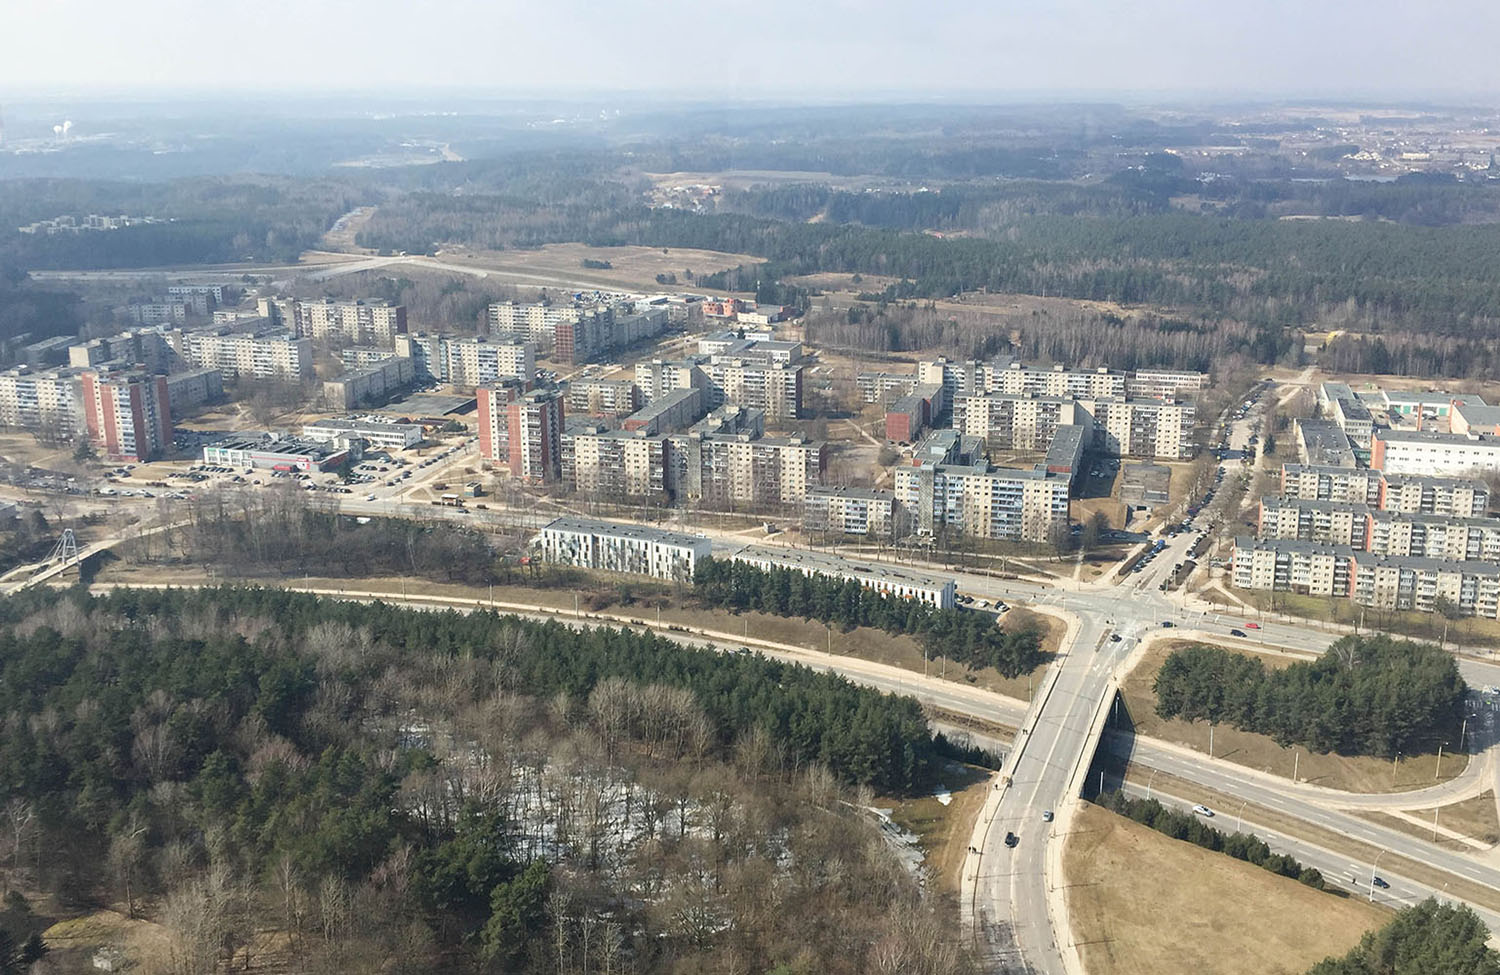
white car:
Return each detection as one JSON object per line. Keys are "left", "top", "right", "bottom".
{"left": 1192, "top": 804, "right": 1215, "bottom": 817}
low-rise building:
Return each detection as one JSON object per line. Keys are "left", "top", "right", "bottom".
{"left": 1328, "top": 396, "right": 1375, "bottom": 447}
{"left": 534, "top": 517, "right": 710, "bottom": 583}
{"left": 1294, "top": 418, "right": 1356, "bottom": 467}
{"left": 729, "top": 544, "right": 956, "bottom": 609}
{"left": 202, "top": 435, "right": 352, "bottom": 472}
{"left": 302, "top": 417, "right": 424, "bottom": 451}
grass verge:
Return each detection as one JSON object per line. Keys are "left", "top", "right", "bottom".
{"left": 1062, "top": 802, "right": 1388, "bottom": 975}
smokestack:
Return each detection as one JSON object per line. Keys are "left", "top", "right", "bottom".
{"left": 52, "top": 124, "right": 63, "bottom": 138}
{"left": 62, "top": 120, "right": 73, "bottom": 137}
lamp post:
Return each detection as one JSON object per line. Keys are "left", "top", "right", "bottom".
{"left": 1145, "top": 768, "right": 1160, "bottom": 802}
{"left": 1235, "top": 800, "right": 1248, "bottom": 833}
{"left": 1369, "top": 850, "right": 1388, "bottom": 902}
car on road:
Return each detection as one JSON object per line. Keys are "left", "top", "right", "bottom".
{"left": 1042, "top": 810, "right": 1054, "bottom": 822}
{"left": 1109, "top": 634, "right": 1122, "bottom": 642}
{"left": 1372, "top": 876, "right": 1390, "bottom": 889}
{"left": 1244, "top": 622, "right": 1260, "bottom": 629}
{"left": 1004, "top": 831, "right": 1019, "bottom": 848}
{"left": 1192, "top": 804, "right": 1215, "bottom": 817}
{"left": 1159, "top": 621, "right": 1174, "bottom": 628}
{"left": 1230, "top": 629, "right": 1247, "bottom": 637}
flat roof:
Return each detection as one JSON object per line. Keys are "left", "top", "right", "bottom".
{"left": 731, "top": 543, "right": 955, "bottom": 592}
{"left": 305, "top": 417, "right": 423, "bottom": 434}
{"left": 1375, "top": 429, "right": 1500, "bottom": 446}
{"left": 373, "top": 392, "right": 477, "bottom": 416}
{"left": 206, "top": 436, "right": 339, "bottom": 458}
{"left": 806, "top": 485, "right": 895, "bottom": 502}
{"left": 1383, "top": 390, "right": 1487, "bottom": 406}
{"left": 541, "top": 516, "right": 708, "bottom": 549}
{"left": 1261, "top": 495, "right": 1370, "bottom": 514}
{"left": 625, "top": 387, "right": 701, "bottom": 423}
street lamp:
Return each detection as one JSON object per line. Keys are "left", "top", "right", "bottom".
{"left": 1369, "top": 850, "right": 1388, "bottom": 902}
{"left": 1235, "top": 800, "right": 1248, "bottom": 833}
{"left": 1145, "top": 768, "right": 1160, "bottom": 802}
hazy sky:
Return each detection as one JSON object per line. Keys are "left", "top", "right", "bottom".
{"left": 4, "top": 0, "right": 1499, "bottom": 99}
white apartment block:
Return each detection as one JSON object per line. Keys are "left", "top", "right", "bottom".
{"left": 1378, "top": 474, "right": 1490, "bottom": 517}
{"left": 988, "top": 361, "right": 1128, "bottom": 400}
{"left": 1127, "top": 368, "right": 1209, "bottom": 400}
{"left": 260, "top": 298, "right": 407, "bottom": 345}
{"left": 1257, "top": 497, "right": 1370, "bottom": 548}
{"left": 534, "top": 517, "right": 711, "bottom": 583}
{"left": 894, "top": 462, "right": 1070, "bottom": 543}
{"left": 803, "top": 486, "right": 902, "bottom": 538}
{"left": 1367, "top": 510, "right": 1500, "bottom": 562}
{"left": 1231, "top": 536, "right": 1353, "bottom": 597}
{"left": 1084, "top": 398, "right": 1193, "bottom": 460}
{"left": 170, "top": 329, "right": 312, "bottom": 380}
{"left": 560, "top": 427, "right": 670, "bottom": 499}
{"left": 1279, "top": 464, "right": 1383, "bottom": 505}
{"left": 323, "top": 357, "right": 416, "bottom": 411}
{"left": 0, "top": 368, "right": 83, "bottom": 437}
{"left": 444, "top": 336, "right": 535, "bottom": 387}
{"left": 954, "top": 394, "right": 1084, "bottom": 452}
{"left": 701, "top": 356, "right": 803, "bottom": 422}
{"left": 665, "top": 431, "right": 827, "bottom": 508}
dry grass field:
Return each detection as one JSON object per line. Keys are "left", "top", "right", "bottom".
{"left": 439, "top": 243, "right": 763, "bottom": 293}
{"left": 1063, "top": 803, "right": 1389, "bottom": 975}
{"left": 884, "top": 762, "right": 992, "bottom": 893}
{"left": 1119, "top": 638, "right": 1467, "bottom": 793}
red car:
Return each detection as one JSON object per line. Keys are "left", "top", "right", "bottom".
{"left": 1245, "top": 622, "right": 1261, "bottom": 629}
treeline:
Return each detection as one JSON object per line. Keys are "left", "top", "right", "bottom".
{"left": 0, "top": 261, "right": 82, "bottom": 345}
{"left": 805, "top": 301, "right": 1293, "bottom": 373}
{"left": 1153, "top": 636, "right": 1466, "bottom": 757}
{"left": 127, "top": 486, "right": 506, "bottom": 585}
{"left": 0, "top": 176, "right": 356, "bottom": 269}
{"left": 1310, "top": 899, "right": 1499, "bottom": 975}
{"left": 692, "top": 557, "right": 1046, "bottom": 678}
{"left": 1319, "top": 332, "right": 1500, "bottom": 381}
{"left": 1095, "top": 791, "right": 1325, "bottom": 890}
{"left": 0, "top": 586, "right": 968, "bottom": 973}
{"left": 359, "top": 196, "right": 1500, "bottom": 344}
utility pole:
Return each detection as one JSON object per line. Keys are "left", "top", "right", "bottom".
{"left": 1293, "top": 750, "right": 1299, "bottom": 783}
{"left": 1208, "top": 724, "right": 1214, "bottom": 760}
{"left": 1436, "top": 743, "right": 1444, "bottom": 781}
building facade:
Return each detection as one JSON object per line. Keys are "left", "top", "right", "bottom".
{"left": 535, "top": 517, "right": 711, "bottom": 583}
{"left": 81, "top": 370, "right": 172, "bottom": 462}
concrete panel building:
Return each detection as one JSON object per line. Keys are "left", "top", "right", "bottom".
{"left": 803, "top": 486, "right": 902, "bottom": 539}
{"left": 477, "top": 384, "right": 565, "bottom": 481}
{"left": 729, "top": 544, "right": 956, "bottom": 609}
{"left": 1372, "top": 429, "right": 1500, "bottom": 476}
{"left": 81, "top": 370, "right": 172, "bottom": 462}
{"left": 534, "top": 517, "right": 711, "bottom": 583}
{"left": 894, "top": 461, "right": 1070, "bottom": 543}
{"left": 323, "top": 357, "right": 416, "bottom": 411}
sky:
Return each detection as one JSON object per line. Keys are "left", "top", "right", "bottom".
{"left": 3, "top": 0, "right": 1499, "bottom": 100}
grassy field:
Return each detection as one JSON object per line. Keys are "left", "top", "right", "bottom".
{"left": 440, "top": 243, "right": 763, "bottom": 293}
{"left": 884, "top": 762, "right": 992, "bottom": 893}
{"left": 1119, "top": 638, "right": 1468, "bottom": 793}
{"left": 1063, "top": 802, "right": 1388, "bottom": 975}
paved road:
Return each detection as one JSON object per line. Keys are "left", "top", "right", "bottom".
{"left": 1124, "top": 783, "right": 1500, "bottom": 933}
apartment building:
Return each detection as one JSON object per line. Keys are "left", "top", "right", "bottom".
{"left": 1128, "top": 368, "right": 1209, "bottom": 400}
{"left": 1351, "top": 552, "right": 1500, "bottom": 619}
{"left": 885, "top": 384, "right": 945, "bottom": 443}
{"left": 1084, "top": 398, "right": 1193, "bottom": 460}
{"left": 1279, "top": 464, "right": 1383, "bottom": 505}
{"left": 1376, "top": 474, "right": 1490, "bottom": 517}
{"left": 989, "top": 361, "right": 1129, "bottom": 400}
{"left": 1367, "top": 510, "right": 1500, "bottom": 562}
{"left": 170, "top": 328, "right": 313, "bottom": 380}
{"left": 560, "top": 425, "right": 670, "bottom": 499}
{"left": 477, "top": 384, "right": 565, "bottom": 481}
{"left": 636, "top": 358, "right": 708, "bottom": 403}
{"left": 68, "top": 329, "right": 170, "bottom": 372}
{"left": 81, "top": 370, "right": 172, "bottom": 462}
{"left": 1372, "top": 429, "right": 1500, "bottom": 476}
{"left": 534, "top": 517, "right": 711, "bottom": 583}
{"left": 665, "top": 427, "right": 826, "bottom": 509}
{"left": 0, "top": 367, "right": 83, "bottom": 438}
{"left": 1328, "top": 396, "right": 1375, "bottom": 447}
{"left": 918, "top": 358, "right": 989, "bottom": 402}
{"left": 857, "top": 371, "right": 920, "bottom": 406}
{"left": 729, "top": 545, "right": 956, "bottom": 609}
{"left": 259, "top": 298, "right": 407, "bottom": 345}
{"left": 803, "top": 486, "right": 903, "bottom": 539}
{"left": 567, "top": 377, "right": 640, "bottom": 416}
{"left": 1231, "top": 536, "right": 1500, "bottom": 619}
{"left": 163, "top": 369, "right": 224, "bottom": 411}
{"left": 1231, "top": 536, "right": 1353, "bottom": 597}
{"left": 1257, "top": 496, "right": 1370, "bottom": 548}
{"left": 894, "top": 461, "right": 1070, "bottom": 543}
{"left": 700, "top": 356, "right": 803, "bottom": 422}
{"left": 621, "top": 387, "right": 705, "bottom": 436}
{"left": 487, "top": 300, "right": 667, "bottom": 363}
{"left": 323, "top": 357, "right": 416, "bottom": 411}
{"left": 954, "top": 393, "right": 1083, "bottom": 452}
